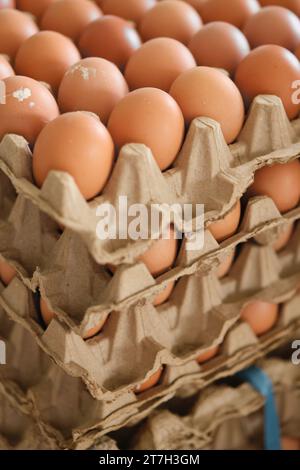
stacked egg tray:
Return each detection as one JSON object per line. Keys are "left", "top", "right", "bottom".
{"left": 0, "top": 94, "right": 300, "bottom": 445}
{"left": 132, "top": 358, "right": 300, "bottom": 450}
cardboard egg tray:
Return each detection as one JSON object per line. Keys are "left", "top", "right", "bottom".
{"left": 132, "top": 358, "right": 300, "bottom": 450}
{"left": 0, "top": 278, "right": 299, "bottom": 449}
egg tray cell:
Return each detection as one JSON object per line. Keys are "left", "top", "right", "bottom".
{"left": 132, "top": 358, "right": 300, "bottom": 451}
{"left": 0, "top": 94, "right": 299, "bottom": 275}
{"left": 0, "top": 186, "right": 300, "bottom": 338}
{"left": 0, "top": 279, "right": 299, "bottom": 449}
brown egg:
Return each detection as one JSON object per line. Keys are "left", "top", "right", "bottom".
{"left": 140, "top": 226, "right": 178, "bottom": 277}
{"left": 153, "top": 281, "right": 175, "bottom": 306}
{"left": 247, "top": 161, "right": 300, "bottom": 213}
{"left": 125, "top": 37, "right": 196, "bottom": 91}
{"left": 139, "top": 0, "right": 202, "bottom": 45}
{"left": 243, "top": 6, "right": 300, "bottom": 50}
{"left": 199, "top": 0, "right": 260, "bottom": 29}
{"left": 241, "top": 301, "right": 279, "bottom": 336}
{"left": 180, "top": 0, "right": 207, "bottom": 15}
{"left": 217, "top": 250, "right": 236, "bottom": 278}
{"left": 0, "top": 55, "right": 14, "bottom": 79}
{"left": 208, "top": 202, "right": 241, "bottom": 242}
{"left": 79, "top": 15, "right": 141, "bottom": 70}
{"left": 16, "top": 0, "right": 55, "bottom": 19}
{"left": 0, "top": 259, "right": 16, "bottom": 285}
{"left": 0, "top": 0, "right": 15, "bottom": 8}
{"left": 0, "top": 9, "right": 38, "bottom": 60}
{"left": 235, "top": 45, "right": 300, "bottom": 120}
{"left": 40, "top": 0, "right": 102, "bottom": 42}
{"left": 108, "top": 88, "right": 185, "bottom": 170}
{"left": 272, "top": 223, "right": 294, "bottom": 252}
{"left": 170, "top": 67, "right": 245, "bottom": 143}
{"left": 58, "top": 57, "right": 128, "bottom": 125}
{"left": 259, "top": 0, "right": 300, "bottom": 17}
{"left": 197, "top": 345, "right": 219, "bottom": 364}
{"left": 295, "top": 43, "right": 300, "bottom": 60}
{"left": 15, "top": 31, "right": 81, "bottom": 93}
{"left": 102, "top": 0, "right": 157, "bottom": 23}
{"left": 40, "top": 298, "right": 108, "bottom": 339}
{"left": 189, "top": 22, "right": 250, "bottom": 75}
{"left": 134, "top": 367, "right": 163, "bottom": 394}
{"left": 281, "top": 437, "right": 300, "bottom": 451}
{"left": 0, "top": 76, "right": 59, "bottom": 145}
{"left": 32, "top": 112, "right": 114, "bottom": 200}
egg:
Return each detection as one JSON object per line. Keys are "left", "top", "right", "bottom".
{"left": 197, "top": 345, "right": 219, "bottom": 364}
{"left": 40, "top": 298, "right": 108, "bottom": 339}
{"left": 0, "top": 9, "right": 38, "bottom": 60}
{"left": 58, "top": 57, "right": 129, "bottom": 125}
{"left": 235, "top": 45, "right": 300, "bottom": 120}
{"left": 40, "top": 0, "right": 102, "bottom": 42}
{"left": 79, "top": 15, "right": 141, "bottom": 70}
{"left": 217, "top": 250, "right": 236, "bottom": 278}
{"left": 170, "top": 67, "right": 245, "bottom": 143}
{"left": 199, "top": 0, "right": 260, "bottom": 29}
{"left": 243, "top": 6, "right": 300, "bottom": 50}
{"left": 295, "top": 44, "right": 300, "bottom": 60}
{"left": 32, "top": 112, "right": 114, "bottom": 200}
{"left": 272, "top": 223, "right": 294, "bottom": 252}
{"left": 108, "top": 88, "right": 185, "bottom": 170}
{"left": 15, "top": 31, "right": 81, "bottom": 93}
{"left": 140, "top": 226, "right": 178, "bottom": 277}
{"left": 259, "top": 0, "right": 300, "bottom": 17}
{"left": 281, "top": 437, "right": 300, "bottom": 451}
{"left": 125, "top": 37, "right": 196, "bottom": 91}
{"left": 241, "top": 301, "right": 279, "bottom": 336}
{"left": 180, "top": 0, "right": 207, "bottom": 15}
{"left": 16, "top": 0, "right": 56, "bottom": 19}
{"left": 138, "top": 0, "right": 202, "bottom": 45}
{"left": 189, "top": 22, "right": 250, "bottom": 75}
{"left": 0, "top": 259, "right": 16, "bottom": 285}
{"left": 102, "top": 0, "right": 157, "bottom": 23}
{"left": 0, "top": 76, "right": 59, "bottom": 145}
{"left": 153, "top": 281, "right": 175, "bottom": 306}
{"left": 0, "top": 55, "right": 14, "bottom": 79}
{"left": 208, "top": 201, "right": 241, "bottom": 242}
{"left": 0, "top": 0, "right": 15, "bottom": 8}
{"left": 247, "top": 161, "right": 300, "bottom": 213}
{"left": 134, "top": 367, "right": 163, "bottom": 394}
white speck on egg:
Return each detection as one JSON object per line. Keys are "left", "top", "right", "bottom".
{"left": 29, "top": 101, "right": 35, "bottom": 108}
{"left": 12, "top": 88, "right": 32, "bottom": 102}
{"left": 68, "top": 64, "right": 96, "bottom": 80}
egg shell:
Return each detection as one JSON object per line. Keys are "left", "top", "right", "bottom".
{"left": 102, "top": 0, "right": 157, "bottom": 23}
{"left": 241, "top": 301, "right": 279, "bottom": 336}
{"left": 134, "top": 367, "right": 163, "bottom": 394}
{"left": 0, "top": 55, "right": 14, "bottom": 79}
{"left": 0, "top": 0, "right": 15, "bottom": 8}
{"left": 243, "top": 6, "right": 300, "bottom": 50}
{"left": 170, "top": 67, "right": 245, "bottom": 143}
{"left": 188, "top": 21, "right": 250, "bottom": 75}
{"left": 32, "top": 112, "right": 115, "bottom": 200}
{"left": 272, "top": 223, "right": 294, "bottom": 252}
{"left": 15, "top": 31, "right": 81, "bottom": 93}
{"left": 235, "top": 44, "right": 300, "bottom": 120}
{"left": 139, "top": 226, "right": 178, "bottom": 277}
{"left": 125, "top": 37, "right": 196, "bottom": 91}
{"left": 247, "top": 160, "right": 300, "bottom": 213}
{"left": 259, "top": 0, "right": 300, "bottom": 17}
{"left": 58, "top": 57, "right": 129, "bottom": 125}
{"left": 16, "top": 0, "right": 56, "bottom": 19}
{"left": 0, "top": 9, "right": 38, "bottom": 59}
{"left": 217, "top": 250, "right": 236, "bottom": 278}
{"left": 40, "top": 0, "right": 102, "bottom": 42}
{"left": 199, "top": 0, "right": 260, "bottom": 29}
{"left": 108, "top": 87, "right": 185, "bottom": 171}
{"left": 138, "top": 0, "right": 203, "bottom": 45}
{"left": 40, "top": 298, "right": 108, "bottom": 339}
{"left": 0, "top": 258, "right": 16, "bottom": 286}
{"left": 208, "top": 201, "right": 241, "bottom": 242}
{"left": 153, "top": 281, "right": 175, "bottom": 306}
{"left": 79, "top": 15, "right": 141, "bottom": 70}
{"left": 197, "top": 345, "right": 219, "bottom": 364}
{"left": 0, "top": 75, "right": 59, "bottom": 145}
{"left": 180, "top": 0, "right": 207, "bottom": 15}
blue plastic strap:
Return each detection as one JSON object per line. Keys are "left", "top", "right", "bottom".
{"left": 237, "top": 365, "right": 281, "bottom": 451}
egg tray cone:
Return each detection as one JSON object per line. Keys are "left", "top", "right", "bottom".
{"left": 0, "top": 94, "right": 299, "bottom": 274}
{"left": 132, "top": 358, "right": 300, "bottom": 451}
{"left": 0, "top": 187, "right": 299, "bottom": 336}
{"left": 0, "top": 268, "right": 299, "bottom": 447}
